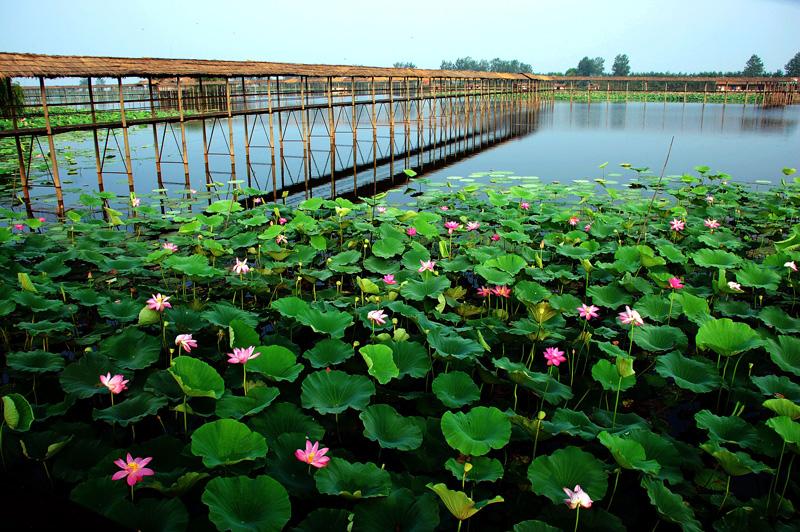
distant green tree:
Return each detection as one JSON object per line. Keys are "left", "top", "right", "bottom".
{"left": 773, "top": 69, "right": 785, "bottom": 77}
{"left": 785, "top": 52, "right": 800, "bottom": 76}
{"left": 611, "top": 54, "right": 630, "bottom": 76}
{"left": 564, "top": 68, "right": 578, "bottom": 76}
{"left": 440, "top": 57, "right": 531, "bottom": 72}
{"left": 576, "top": 56, "right": 605, "bottom": 76}
{"left": 742, "top": 54, "right": 765, "bottom": 76}
{"left": 0, "top": 81, "right": 24, "bottom": 118}
{"left": 393, "top": 61, "right": 416, "bottom": 68}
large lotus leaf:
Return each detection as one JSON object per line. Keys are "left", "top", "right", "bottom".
{"left": 7, "top": 350, "right": 65, "bottom": 373}
{"left": 301, "top": 370, "right": 375, "bottom": 414}
{"left": 485, "top": 254, "right": 526, "bottom": 275}
{"left": 247, "top": 345, "right": 303, "bottom": 382}
{"left": 60, "top": 352, "right": 115, "bottom": 399}
{"left": 626, "top": 429, "right": 685, "bottom": 485}
{"left": 215, "top": 387, "right": 280, "bottom": 420}
{"left": 353, "top": 488, "right": 439, "bottom": 532}
{"left": 432, "top": 371, "right": 481, "bottom": 408}
{"left": 304, "top": 339, "right": 354, "bottom": 368}
{"left": 359, "top": 344, "right": 400, "bottom": 384}
{"left": 270, "top": 296, "right": 310, "bottom": 319}
{"left": 207, "top": 199, "right": 243, "bottom": 214}
{"left": 598, "top": 431, "right": 660, "bottom": 474}
{"left": 294, "top": 508, "right": 352, "bottom": 532}
{"left": 766, "top": 416, "right": 800, "bottom": 444}
{"left": 655, "top": 351, "right": 721, "bottom": 393}
{"left": 512, "top": 520, "right": 561, "bottom": 532}
{"left": 493, "top": 357, "right": 574, "bottom": 404}
{"left": 700, "top": 441, "right": 772, "bottom": 476}
{"left": 315, "top": 458, "right": 392, "bottom": 499}
{"left": 751, "top": 375, "right": 800, "bottom": 402}
{"left": 735, "top": 263, "right": 781, "bottom": 292}
{"left": 99, "top": 299, "right": 144, "bottom": 322}
{"left": 695, "top": 410, "right": 759, "bottom": 449}
{"left": 587, "top": 284, "right": 632, "bottom": 309}
{"left": 297, "top": 307, "right": 353, "bottom": 339}
{"left": 360, "top": 404, "right": 423, "bottom": 451}
{"left": 763, "top": 398, "right": 800, "bottom": 419}
{"left": 444, "top": 456, "right": 504, "bottom": 483}
{"left": 2, "top": 393, "right": 34, "bottom": 431}
{"left": 632, "top": 325, "right": 687, "bottom": 352}
{"left": 229, "top": 318, "right": 260, "bottom": 349}
{"left": 427, "top": 330, "right": 483, "bottom": 360}
{"left": 635, "top": 295, "right": 681, "bottom": 323}
{"left": 695, "top": 318, "right": 761, "bottom": 357}
{"left": 202, "top": 302, "right": 260, "bottom": 328}
{"left": 164, "top": 254, "right": 222, "bottom": 278}
{"left": 202, "top": 475, "right": 290, "bottom": 532}
{"left": 691, "top": 249, "right": 742, "bottom": 269}
{"left": 92, "top": 393, "right": 167, "bottom": 427}
{"left": 400, "top": 276, "right": 451, "bottom": 301}
{"left": 390, "top": 340, "right": 431, "bottom": 379}
{"left": 514, "top": 281, "right": 552, "bottom": 305}
{"left": 758, "top": 307, "right": 800, "bottom": 333}
{"left": 544, "top": 408, "right": 603, "bottom": 440}
{"left": 11, "top": 291, "right": 62, "bottom": 312}
{"left": 249, "top": 402, "right": 325, "bottom": 445}
{"left": 474, "top": 265, "right": 515, "bottom": 286}
{"left": 592, "top": 359, "right": 636, "bottom": 392}
{"left": 426, "top": 483, "right": 503, "bottom": 521}
{"left": 678, "top": 292, "right": 711, "bottom": 325}
{"left": 100, "top": 327, "right": 161, "bottom": 370}
{"left": 191, "top": 418, "right": 267, "bottom": 468}
{"left": 440, "top": 406, "right": 511, "bottom": 456}
{"left": 766, "top": 335, "right": 800, "bottom": 377}
{"left": 641, "top": 478, "right": 703, "bottom": 532}
{"left": 527, "top": 446, "right": 608, "bottom": 504}
{"left": 372, "top": 237, "right": 405, "bottom": 258}
{"left": 169, "top": 356, "right": 225, "bottom": 399}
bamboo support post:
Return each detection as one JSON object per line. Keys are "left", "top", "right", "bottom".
{"left": 146, "top": 78, "right": 164, "bottom": 191}
{"left": 8, "top": 78, "right": 32, "bottom": 217}
{"left": 176, "top": 77, "right": 191, "bottom": 191}
{"left": 38, "top": 77, "right": 65, "bottom": 219}
{"left": 241, "top": 77, "right": 252, "bottom": 187}
{"left": 116, "top": 77, "right": 135, "bottom": 196}
{"left": 266, "top": 76, "right": 277, "bottom": 200}
{"left": 326, "top": 76, "right": 336, "bottom": 197}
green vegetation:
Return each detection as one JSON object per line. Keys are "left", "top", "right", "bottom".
{"left": 440, "top": 57, "right": 533, "bottom": 73}
{"left": 552, "top": 90, "right": 764, "bottom": 104}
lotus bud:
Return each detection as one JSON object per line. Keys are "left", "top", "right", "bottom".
{"left": 335, "top": 280, "right": 342, "bottom": 286}
{"left": 537, "top": 411, "right": 546, "bottom": 420}
{"left": 84, "top": 347, "right": 93, "bottom": 353}
{"left": 353, "top": 341, "right": 360, "bottom": 347}
{"left": 327, "top": 258, "right": 332, "bottom": 263}
{"left": 364, "top": 239, "right": 369, "bottom": 244}
{"left": 616, "top": 356, "right": 635, "bottom": 378}
{"left": 391, "top": 318, "right": 398, "bottom": 325}
{"left": 464, "top": 463, "right": 473, "bottom": 473}
{"left": 539, "top": 240, "right": 545, "bottom": 249}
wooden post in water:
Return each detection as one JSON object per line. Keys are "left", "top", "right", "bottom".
{"left": 276, "top": 77, "right": 285, "bottom": 191}
{"left": 241, "top": 77, "right": 252, "bottom": 188}
{"left": 326, "top": 76, "right": 336, "bottom": 197}
{"left": 116, "top": 77, "right": 135, "bottom": 196}
{"left": 146, "top": 78, "right": 165, "bottom": 191}
{"left": 703, "top": 82, "right": 707, "bottom": 104}
{"left": 417, "top": 77, "right": 424, "bottom": 168}
{"left": 224, "top": 78, "right": 237, "bottom": 184}
{"left": 744, "top": 82, "right": 749, "bottom": 106}
{"left": 38, "top": 77, "right": 65, "bottom": 219}
{"left": 176, "top": 77, "right": 191, "bottom": 192}
{"left": 723, "top": 82, "right": 728, "bottom": 106}
{"left": 683, "top": 82, "right": 688, "bottom": 104}
{"left": 351, "top": 77, "right": 358, "bottom": 194}
{"left": 388, "top": 76, "right": 395, "bottom": 179}
{"left": 199, "top": 78, "right": 212, "bottom": 193}
{"left": 663, "top": 81, "right": 667, "bottom": 104}
{"left": 300, "top": 77, "right": 310, "bottom": 198}
{"left": 266, "top": 76, "right": 277, "bottom": 201}
{"left": 403, "top": 77, "right": 411, "bottom": 169}
{"left": 370, "top": 77, "right": 377, "bottom": 193}
{"left": 8, "top": 78, "right": 32, "bottom": 217}
{"left": 87, "top": 78, "right": 107, "bottom": 194}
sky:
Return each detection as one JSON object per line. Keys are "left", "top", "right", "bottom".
{"left": 0, "top": 0, "right": 798, "bottom": 74}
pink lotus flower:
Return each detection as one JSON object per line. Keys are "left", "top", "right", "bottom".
{"left": 294, "top": 440, "right": 330, "bottom": 469}
{"left": 232, "top": 258, "right": 250, "bottom": 275}
{"left": 618, "top": 306, "right": 644, "bottom": 327}
{"left": 569, "top": 216, "right": 580, "bottom": 226}
{"left": 668, "top": 277, "right": 684, "bottom": 289}
{"left": 112, "top": 454, "right": 154, "bottom": 487}
{"left": 477, "top": 286, "right": 492, "bottom": 298}
{"left": 563, "top": 485, "right": 593, "bottom": 509}
{"left": 383, "top": 274, "right": 397, "bottom": 285}
{"left": 190, "top": 189, "right": 198, "bottom": 194}
{"left": 175, "top": 334, "right": 197, "bottom": 353}
{"left": 440, "top": 206, "right": 449, "bottom": 211}
{"left": 444, "top": 221, "right": 462, "bottom": 234}
{"left": 704, "top": 219, "right": 720, "bottom": 230}
{"left": 377, "top": 206, "right": 387, "bottom": 214}
{"left": 669, "top": 219, "right": 685, "bottom": 232}
{"left": 492, "top": 285, "right": 511, "bottom": 298}
{"left": 407, "top": 227, "right": 417, "bottom": 237}
{"left": 728, "top": 281, "right": 743, "bottom": 292}
{"left": 584, "top": 224, "right": 592, "bottom": 232}
{"left": 543, "top": 347, "right": 567, "bottom": 366}
{"left": 278, "top": 217, "right": 288, "bottom": 225}
{"left": 227, "top": 346, "right": 261, "bottom": 364}
{"left": 37, "top": 217, "right": 46, "bottom": 223}
{"left": 418, "top": 260, "right": 436, "bottom": 273}
{"left": 577, "top": 304, "right": 600, "bottom": 320}
{"left": 100, "top": 373, "right": 129, "bottom": 394}
{"left": 466, "top": 221, "right": 480, "bottom": 231}
{"left": 253, "top": 197, "right": 263, "bottom": 204}
{"left": 146, "top": 293, "right": 171, "bottom": 312}
{"left": 131, "top": 198, "right": 141, "bottom": 208}
{"left": 162, "top": 242, "right": 178, "bottom": 252}
{"left": 13, "top": 224, "right": 24, "bottom": 230}
{"left": 785, "top": 261, "right": 798, "bottom": 273}
{"left": 490, "top": 233, "right": 501, "bottom": 242}
{"left": 520, "top": 202, "right": 530, "bottom": 210}
{"left": 367, "top": 309, "right": 388, "bottom": 325}
{"left": 276, "top": 234, "right": 288, "bottom": 245}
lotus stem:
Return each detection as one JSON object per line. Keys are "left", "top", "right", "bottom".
{"left": 667, "top": 291, "right": 674, "bottom": 325}
{"left": 607, "top": 468, "right": 621, "bottom": 510}
{"left": 778, "top": 452, "right": 795, "bottom": 510}
{"left": 243, "top": 365, "right": 248, "bottom": 396}
{"left": 573, "top": 506, "right": 580, "bottom": 532}
{"left": 182, "top": 395, "right": 188, "bottom": 434}
{"left": 719, "top": 475, "right": 731, "bottom": 509}
{"left": 768, "top": 441, "right": 787, "bottom": 512}
{"left": 456, "top": 520, "right": 462, "bottom": 532}
{"left": 612, "top": 375, "right": 623, "bottom": 429}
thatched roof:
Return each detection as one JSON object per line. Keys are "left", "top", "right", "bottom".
{"left": 0, "top": 52, "right": 545, "bottom": 80}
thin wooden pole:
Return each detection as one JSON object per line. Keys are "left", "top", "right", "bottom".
{"left": 326, "top": 76, "right": 336, "bottom": 197}
{"left": 370, "top": 77, "right": 377, "bottom": 193}
{"left": 351, "top": 77, "right": 357, "bottom": 194}
{"left": 38, "top": 77, "right": 64, "bottom": 219}
{"left": 389, "top": 76, "right": 395, "bottom": 180}
{"left": 276, "top": 77, "right": 285, "bottom": 191}
{"left": 146, "top": 78, "right": 164, "bottom": 191}
{"left": 8, "top": 78, "right": 33, "bottom": 217}
{"left": 417, "top": 77, "right": 424, "bottom": 168}
{"left": 300, "top": 77, "right": 310, "bottom": 198}
{"left": 176, "top": 77, "right": 191, "bottom": 192}
{"left": 266, "top": 76, "right": 277, "bottom": 201}
{"left": 224, "top": 78, "right": 237, "bottom": 183}
{"left": 199, "top": 79, "right": 212, "bottom": 193}
{"left": 117, "top": 77, "right": 135, "bottom": 196}
{"left": 241, "top": 77, "right": 252, "bottom": 187}
{"left": 85, "top": 77, "right": 107, "bottom": 196}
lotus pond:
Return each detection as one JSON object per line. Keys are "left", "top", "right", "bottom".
{"left": 2, "top": 167, "right": 800, "bottom": 531}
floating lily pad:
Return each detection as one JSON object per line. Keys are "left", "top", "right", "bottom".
{"left": 202, "top": 475, "right": 290, "bottom": 532}
{"left": 7, "top": 350, "right": 65, "bottom": 373}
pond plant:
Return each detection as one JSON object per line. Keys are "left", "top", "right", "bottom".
{"left": 1, "top": 165, "right": 800, "bottom": 531}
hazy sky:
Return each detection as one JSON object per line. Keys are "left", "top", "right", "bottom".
{"left": 0, "top": 0, "right": 798, "bottom": 73}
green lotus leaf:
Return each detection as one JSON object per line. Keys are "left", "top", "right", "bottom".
{"left": 329, "top": 250, "right": 362, "bottom": 273}
{"left": 767, "top": 335, "right": 800, "bottom": 376}
{"left": 527, "top": 446, "right": 608, "bottom": 504}
{"left": 315, "top": 458, "right": 392, "bottom": 499}
{"left": 293, "top": 508, "right": 352, "bottom": 532}
{"left": 191, "top": 418, "right": 268, "bottom": 468}
{"left": 271, "top": 296, "right": 310, "bottom": 319}
{"left": 168, "top": 356, "right": 225, "bottom": 399}
{"left": 164, "top": 254, "right": 221, "bottom": 278}
{"left": 202, "top": 475, "right": 290, "bottom": 532}
{"left": 247, "top": 345, "right": 304, "bottom": 382}
{"left": 215, "top": 387, "right": 280, "bottom": 420}
{"left": 229, "top": 318, "right": 260, "bottom": 349}
{"left": 633, "top": 324, "right": 687, "bottom": 352}
{"left": 700, "top": 441, "right": 772, "bottom": 476}
{"left": 592, "top": 359, "right": 636, "bottom": 392}
{"left": 695, "top": 410, "right": 759, "bottom": 449}
{"left": 428, "top": 330, "right": 483, "bottom": 360}
{"left": 389, "top": 340, "right": 431, "bottom": 379}
{"left": 432, "top": 371, "right": 481, "bottom": 408}
{"left": 641, "top": 478, "right": 703, "bottom": 532}
{"left": 301, "top": 370, "right": 375, "bottom": 415}
{"left": 303, "top": 338, "right": 354, "bottom": 368}
{"left": 763, "top": 398, "right": 800, "bottom": 419}
{"left": 148, "top": 471, "right": 209, "bottom": 497}
{"left": 352, "top": 488, "right": 440, "bottom": 532}
{"left": 626, "top": 429, "right": 685, "bottom": 484}
{"left": 359, "top": 404, "right": 423, "bottom": 450}
{"left": 100, "top": 327, "right": 161, "bottom": 370}
{"left": 359, "top": 344, "right": 400, "bottom": 384}
{"left": 17, "top": 320, "right": 74, "bottom": 336}
{"left": 7, "top": 350, "right": 65, "bottom": 373}
{"left": 297, "top": 307, "right": 353, "bottom": 339}
{"left": 207, "top": 199, "right": 244, "bottom": 214}
{"left": 751, "top": 375, "right": 800, "bottom": 402}
{"left": 444, "top": 456, "right": 504, "bottom": 483}
{"left": 493, "top": 357, "right": 574, "bottom": 404}
{"left": 758, "top": 306, "right": 800, "bottom": 333}
{"left": 766, "top": 416, "right": 800, "bottom": 444}
{"left": 2, "top": 393, "right": 34, "bottom": 432}
{"left": 202, "top": 302, "right": 260, "bottom": 328}
{"left": 691, "top": 248, "right": 742, "bottom": 269}
{"left": 60, "top": 352, "right": 115, "bottom": 399}
{"left": 598, "top": 431, "right": 660, "bottom": 474}
{"left": 440, "top": 406, "right": 511, "bottom": 456}
{"left": 400, "top": 276, "right": 451, "bottom": 301}
{"left": 735, "top": 262, "right": 781, "bottom": 292}
{"left": 512, "top": 281, "right": 552, "bottom": 306}
{"left": 372, "top": 237, "right": 405, "bottom": 258}
{"left": 474, "top": 265, "right": 515, "bottom": 286}
{"left": 512, "top": 520, "right": 561, "bottom": 532}
{"left": 695, "top": 318, "right": 761, "bottom": 357}
{"left": 485, "top": 254, "right": 526, "bottom": 275}
{"left": 98, "top": 299, "right": 141, "bottom": 322}
{"left": 587, "top": 284, "right": 632, "bottom": 309}
{"left": 635, "top": 295, "right": 681, "bottom": 323}
{"left": 11, "top": 291, "right": 62, "bottom": 312}
{"left": 677, "top": 292, "right": 711, "bottom": 325}
{"left": 544, "top": 408, "right": 603, "bottom": 440}
{"left": 426, "top": 483, "right": 503, "bottom": 521}
{"left": 92, "top": 393, "right": 167, "bottom": 427}
{"left": 249, "top": 402, "right": 325, "bottom": 445}
{"left": 655, "top": 351, "right": 721, "bottom": 393}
